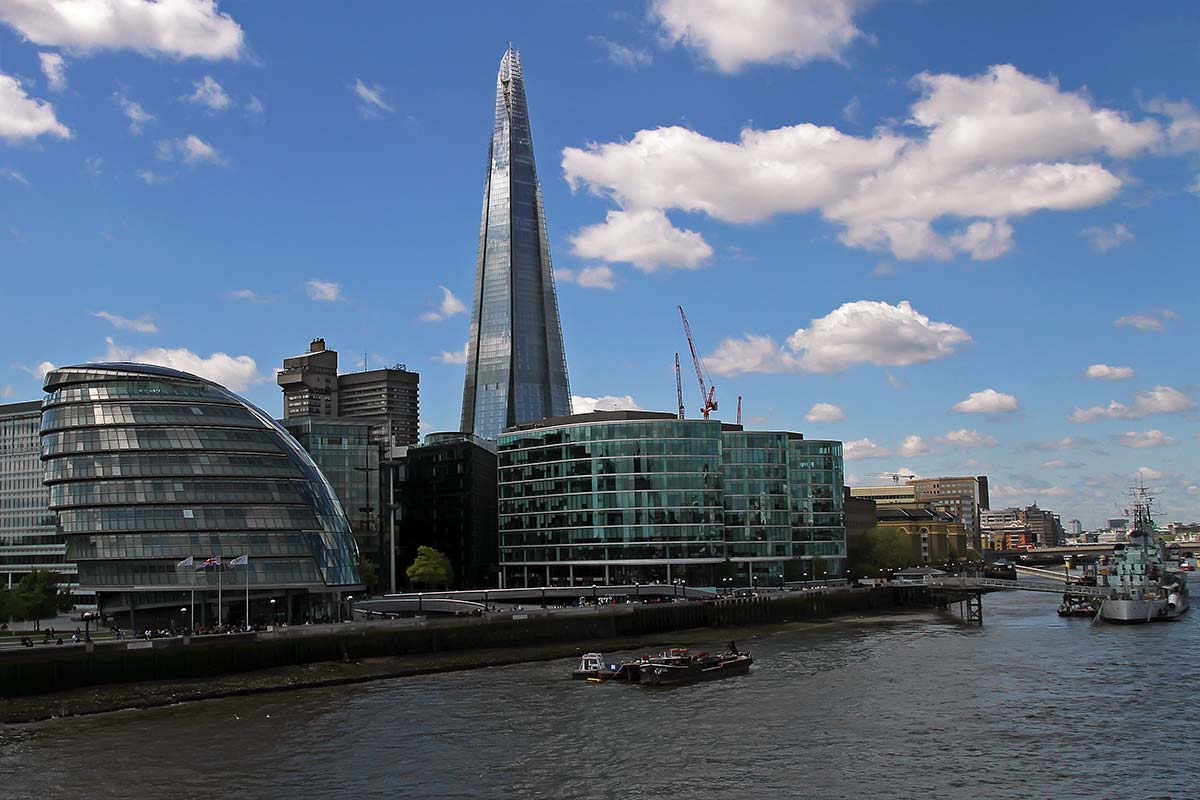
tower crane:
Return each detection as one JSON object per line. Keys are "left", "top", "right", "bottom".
{"left": 867, "top": 471, "right": 917, "bottom": 484}
{"left": 674, "top": 353, "right": 685, "bottom": 420}
{"left": 678, "top": 305, "right": 717, "bottom": 419}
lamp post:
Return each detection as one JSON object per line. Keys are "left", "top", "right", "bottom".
{"left": 178, "top": 608, "right": 186, "bottom": 635}
{"left": 346, "top": 595, "right": 355, "bottom": 622}
{"left": 269, "top": 598, "right": 277, "bottom": 625}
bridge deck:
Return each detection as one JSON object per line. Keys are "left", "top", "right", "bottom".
{"left": 927, "top": 576, "right": 1110, "bottom": 598}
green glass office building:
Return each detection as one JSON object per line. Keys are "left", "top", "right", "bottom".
{"left": 497, "top": 411, "right": 844, "bottom": 588}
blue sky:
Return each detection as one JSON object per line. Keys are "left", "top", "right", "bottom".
{"left": 0, "top": 1, "right": 1197, "bottom": 527}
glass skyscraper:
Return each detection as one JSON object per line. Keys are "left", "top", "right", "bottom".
{"left": 461, "top": 45, "right": 571, "bottom": 440}
{"left": 40, "top": 363, "right": 361, "bottom": 627}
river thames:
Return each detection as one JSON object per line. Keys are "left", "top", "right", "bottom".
{"left": 2, "top": 585, "right": 1196, "bottom": 800}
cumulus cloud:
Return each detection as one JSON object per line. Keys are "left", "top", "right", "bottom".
{"left": 563, "top": 64, "right": 1161, "bottom": 263}
{"left": 0, "top": 72, "right": 71, "bottom": 142}
{"left": 706, "top": 300, "right": 969, "bottom": 377}
{"left": 245, "top": 94, "right": 264, "bottom": 116}
{"left": 17, "top": 361, "right": 56, "bottom": 380}
{"left": 113, "top": 92, "right": 154, "bottom": 134}
{"left": 1079, "top": 223, "right": 1134, "bottom": 253}
{"left": 571, "top": 394, "right": 643, "bottom": 414}
{"left": 569, "top": 209, "right": 712, "bottom": 272}
{"left": 136, "top": 168, "right": 172, "bottom": 185}
{"left": 1, "top": 167, "right": 27, "bottom": 184}
{"left": 419, "top": 286, "right": 467, "bottom": 322}
{"left": 1144, "top": 97, "right": 1200, "bottom": 153}
{"left": 157, "top": 134, "right": 224, "bottom": 165}
{"left": 951, "top": 388, "right": 1020, "bottom": 415}
{"left": 92, "top": 310, "right": 158, "bottom": 333}
{"left": 434, "top": 345, "right": 468, "bottom": 365}
{"left": 226, "top": 288, "right": 269, "bottom": 304}
{"left": 1029, "top": 436, "right": 1089, "bottom": 452}
{"left": 899, "top": 435, "right": 933, "bottom": 457}
{"left": 1070, "top": 385, "right": 1194, "bottom": 423}
{"left": 0, "top": 0, "right": 246, "bottom": 59}
{"left": 185, "top": 75, "right": 230, "bottom": 111}
{"left": 556, "top": 265, "right": 616, "bottom": 290}
{"left": 587, "top": 35, "right": 651, "bottom": 69}
{"left": 102, "top": 337, "right": 259, "bottom": 391}
{"left": 1114, "top": 309, "right": 1177, "bottom": 332}
{"left": 1042, "top": 459, "right": 1083, "bottom": 469}
{"left": 1085, "top": 363, "right": 1134, "bottom": 380}
{"left": 1111, "top": 429, "right": 1179, "bottom": 449}
{"left": 651, "top": 0, "right": 867, "bottom": 73}
{"left": 938, "top": 429, "right": 998, "bottom": 449}
{"left": 804, "top": 402, "right": 844, "bottom": 422}
{"left": 352, "top": 78, "right": 392, "bottom": 117}
{"left": 38, "top": 52, "right": 66, "bottom": 91}
{"left": 843, "top": 438, "right": 890, "bottom": 460}
{"left": 305, "top": 280, "right": 342, "bottom": 302}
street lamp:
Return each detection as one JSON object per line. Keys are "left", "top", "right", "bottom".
{"left": 269, "top": 597, "right": 277, "bottom": 624}
{"left": 633, "top": 581, "right": 640, "bottom": 603}
{"left": 179, "top": 607, "right": 187, "bottom": 635}
{"left": 346, "top": 595, "right": 355, "bottom": 622}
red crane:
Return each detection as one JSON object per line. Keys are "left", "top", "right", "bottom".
{"left": 678, "top": 305, "right": 718, "bottom": 419}
{"left": 674, "top": 353, "right": 685, "bottom": 420}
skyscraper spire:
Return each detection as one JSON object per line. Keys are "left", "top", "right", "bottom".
{"left": 460, "top": 46, "right": 571, "bottom": 439}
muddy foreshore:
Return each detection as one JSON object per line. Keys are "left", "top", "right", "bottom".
{"left": 1, "top": 610, "right": 935, "bottom": 725}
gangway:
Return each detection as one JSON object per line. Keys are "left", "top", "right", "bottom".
{"left": 927, "top": 575, "right": 1110, "bottom": 599}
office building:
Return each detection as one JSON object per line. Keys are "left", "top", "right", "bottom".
{"left": 0, "top": 401, "right": 75, "bottom": 593}
{"left": 496, "top": 411, "right": 845, "bottom": 588}
{"left": 849, "top": 484, "right": 917, "bottom": 506}
{"left": 389, "top": 432, "right": 499, "bottom": 591}
{"left": 874, "top": 506, "right": 968, "bottom": 562}
{"left": 42, "top": 363, "right": 361, "bottom": 627}
{"left": 843, "top": 488, "right": 877, "bottom": 556}
{"left": 282, "top": 416, "right": 380, "bottom": 572}
{"left": 1068, "top": 519, "right": 1083, "bottom": 537}
{"left": 277, "top": 338, "right": 420, "bottom": 447}
{"left": 460, "top": 45, "right": 571, "bottom": 439}
{"left": 908, "top": 476, "right": 987, "bottom": 553}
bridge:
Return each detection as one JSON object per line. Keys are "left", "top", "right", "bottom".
{"left": 921, "top": 574, "right": 1111, "bottom": 625}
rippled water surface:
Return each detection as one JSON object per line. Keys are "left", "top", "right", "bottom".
{"left": 3, "top": 587, "right": 1198, "bottom": 800}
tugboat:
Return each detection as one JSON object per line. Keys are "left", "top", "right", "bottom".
{"left": 637, "top": 645, "right": 753, "bottom": 687}
{"left": 1097, "top": 487, "right": 1190, "bottom": 623}
{"left": 571, "top": 652, "right": 642, "bottom": 682}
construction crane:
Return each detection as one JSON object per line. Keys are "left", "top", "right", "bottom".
{"left": 678, "top": 305, "right": 717, "bottom": 419}
{"left": 868, "top": 471, "right": 917, "bottom": 484}
{"left": 674, "top": 353, "right": 685, "bottom": 420}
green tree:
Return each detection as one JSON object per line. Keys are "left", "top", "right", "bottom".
{"left": 6, "top": 570, "right": 68, "bottom": 630}
{"left": 849, "top": 528, "right": 920, "bottom": 578}
{"left": 358, "top": 555, "right": 378, "bottom": 594}
{"left": 406, "top": 546, "right": 454, "bottom": 589}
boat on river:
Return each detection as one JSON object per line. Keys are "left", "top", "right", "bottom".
{"left": 572, "top": 646, "right": 752, "bottom": 685}
{"left": 1097, "top": 487, "right": 1189, "bottom": 624}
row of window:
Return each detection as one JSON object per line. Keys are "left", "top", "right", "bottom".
{"left": 44, "top": 380, "right": 222, "bottom": 406}
{"left": 501, "top": 457, "right": 723, "bottom": 483}
{"left": 43, "top": 427, "right": 280, "bottom": 456}
{"left": 42, "top": 402, "right": 255, "bottom": 432}
{"left": 498, "top": 541, "right": 847, "bottom": 563}
{"left": 49, "top": 479, "right": 307, "bottom": 508}
{"left": 501, "top": 508, "right": 724, "bottom": 531}
{"left": 499, "top": 437, "right": 722, "bottom": 467}
{"left": 44, "top": 453, "right": 301, "bottom": 482}
{"left": 499, "top": 422, "right": 723, "bottom": 451}
{"left": 77, "top": 557, "right": 325, "bottom": 587}
{"left": 57, "top": 505, "right": 319, "bottom": 533}
{"left": 69, "top": 532, "right": 317, "bottom": 560}
{"left": 501, "top": 489, "right": 724, "bottom": 515}
{"left": 499, "top": 473, "right": 721, "bottom": 498}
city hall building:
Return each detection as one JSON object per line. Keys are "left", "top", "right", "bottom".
{"left": 40, "top": 363, "right": 362, "bottom": 627}
{"left": 497, "top": 411, "right": 845, "bottom": 588}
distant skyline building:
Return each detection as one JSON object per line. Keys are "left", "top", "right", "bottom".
{"left": 277, "top": 338, "right": 419, "bottom": 447}
{"left": 461, "top": 45, "right": 571, "bottom": 439}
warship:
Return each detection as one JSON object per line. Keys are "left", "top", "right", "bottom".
{"left": 1097, "top": 487, "right": 1189, "bottom": 623}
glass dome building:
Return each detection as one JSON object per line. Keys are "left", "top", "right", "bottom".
{"left": 40, "top": 363, "right": 361, "bottom": 628}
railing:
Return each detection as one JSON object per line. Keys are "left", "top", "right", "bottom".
{"left": 926, "top": 575, "right": 1112, "bottom": 598}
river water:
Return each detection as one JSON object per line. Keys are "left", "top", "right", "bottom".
{"left": 2, "top": 586, "right": 1197, "bottom": 800}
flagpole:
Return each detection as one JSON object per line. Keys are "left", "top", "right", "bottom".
{"left": 218, "top": 561, "right": 222, "bottom": 627}
{"left": 244, "top": 559, "right": 249, "bottom": 631}
{"left": 190, "top": 587, "right": 194, "bottom": 633}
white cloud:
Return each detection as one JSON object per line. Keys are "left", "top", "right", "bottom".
{"left": 1114, "top": 309, "right": 1176, "bottom": 332}
{"left": 707, "top": 300, "right": 969, "bottom": 377}
{"left": 843, "top": 438, "right": 889, "bottom": 460}
{"left": 185, "top": 75, "right": 230, "bottom": 111}
{"left": 992, "top": 484, "right": 1071, "bottom": 501}
{"left": 938, "top": 429, "right": 998, "bottom": 449}
{"left": 0, "top": 72, "right": 71, "bottom": 142}
{"left": 651, "top": 0, "right": 867, "bottom": 73}
{"left": 899, "top": 435, "right": 933, "bottom": 457}
{"left": 587, "top": 35, "right": 651, "bottom": 69}
{"left": 1030, "top": 436, "right": 1089, "bottom": 452}
{"left": 0, "top": 0, "right": 245, "bottom": 59}
{"left": 1041, "top": 459, "right": 1083, "bottom": 469}
{"left": 885, "top": 372, "right": 903, "bottom": 390}
{"left": 102, "top": 338, "right": 259, "bottom": 391}
{"left": 571, "top": 394, "right": 643, "bottom": 414}
{"left": 951, "top": 388, "right": 1019, "bottom": 415}
{"left": 305, "top": 280, "right": 342, "bottom": 302}
{"left": 0, "top": 384, "right": 12, "bottom": 399}
{"left": 563, "top": 64, "right": 1161, "bottom": 262}
{"left": 136, "top": 168, "right": 172, "bottom": 184}
{"left": 1111, "top": 429, "right": 1179, "bottom": 449}
{"left": 113, "top": 92, "right": 154, "bottom": 134}
{"left": 804, "top": 402, "right": 844, "bottom": 422}
{"left": 434, "top": 345, "right": 468, "bottom": 365}
{"left": 1079, "top": 223, "right": 1133, "bottom": 253}
{"left": 157, "top": 134, "right": 224, "bottom": 164}
{"left": 92, "top": 310, "right": 158, "bottom": 333}
{"left": 245, "top": 94, "right": 264, "bottom": 115}
{"left": 1085, "top": 363, "right": 1134, "bottom": 380}
{"left": 569, "top": 209, "right": 712, "bottom": 272}
{"left": 1, "top": 167, "right": 27, "bottom": 184}
{"left": 556, "top": 265, "right": 616, "bottom": 290}
{"left": 419, "top": 286, "right": 467, "bottom": 322}
{"left": 1070, "top": 385, "right": 1194, "bottom": 423}
{"left": 1136, "top": 466, "right": 1167, "bottom": 482}
{"left": 226, "top": 288, "right": 269, "bottom": 304}
{"left": 38, "top": 52, "right": 66, "bottom": 91}
{"left": 17, "top": 361, "right": 56, "bottom": 380}
{"left": 1145, "top": 97, "right": 1200, "bottom": 153}
{"left": 352, "top": 78, "right": 392, "bottom": 117}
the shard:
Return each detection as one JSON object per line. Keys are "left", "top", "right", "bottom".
{"left": 461, "top": 45, "right": 571, "bottom": 439}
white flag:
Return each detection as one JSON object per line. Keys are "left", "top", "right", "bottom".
{"left": 175, "top": 556, "right": 193, "bottom": 569}
{"left": 230, "top": 554, "right": 249, "bottom": 566}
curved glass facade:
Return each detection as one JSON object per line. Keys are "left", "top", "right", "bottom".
{"left": 40, "top": 363, "right": 361, "bottom": 624}
{"left": 497, "top": 412, "right": 845, "bottom": 588}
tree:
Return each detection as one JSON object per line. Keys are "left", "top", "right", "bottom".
{"left": 5, "top": 570, "right": 69, "bottom": 630}
{"left": 358, "top": 555, "right": 378, "bottom": 594}
{"left": 406, "top": 546, "right": 454, "bottom": 589}
{"left": 849, "top": 528, "right": 920, "bottom": 578}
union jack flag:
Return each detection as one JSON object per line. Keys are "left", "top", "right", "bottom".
{"left": 196, "top": 556, "right": 222, "bottom": 570}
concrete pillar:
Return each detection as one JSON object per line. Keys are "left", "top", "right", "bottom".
{"left": 286, "top": 590, "right": 294, "bottom": 624}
